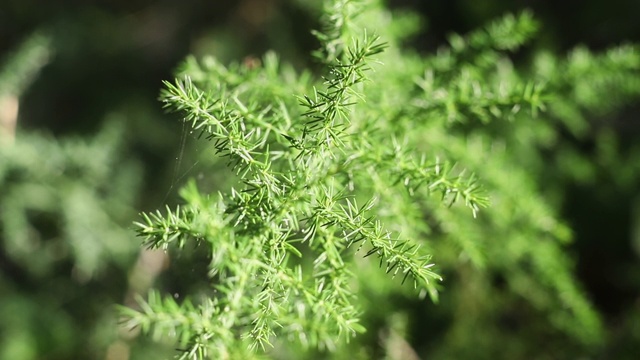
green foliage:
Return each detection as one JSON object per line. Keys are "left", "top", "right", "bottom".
{"left": 0, "top": 32, "right": 51, "bottom": 97}
{"left": 1, "top": 124, "right": 139, "bottom": 276}
{"left": 0, "top": 33, "right": 143, "bottom": 359}
{"left": 0, "top": 124, "right": 141, "bottom": 359}
{"left": 121, "top": 0, "right": 640, "bottom": 359}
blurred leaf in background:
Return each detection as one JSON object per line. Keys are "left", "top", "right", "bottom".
{"left": 0, "top": 32, "right": 144, "bottom": 359}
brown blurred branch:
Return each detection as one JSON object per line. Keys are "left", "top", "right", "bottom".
{"left": 0, "top": 95, "right": 18, "bottom": 146}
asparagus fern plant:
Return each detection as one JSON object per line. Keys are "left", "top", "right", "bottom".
{"left": 121, "top": 0, "right": 640, "bottom": 358}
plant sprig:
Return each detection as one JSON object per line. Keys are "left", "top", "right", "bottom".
{"left": 122, "top": 0, "right": 488, "bottom": 357}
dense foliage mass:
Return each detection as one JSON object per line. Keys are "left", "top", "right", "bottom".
{"left": 2, "top": 0, "right": 640, "bottom": 359}
{"left": 119, "top": 0, "right": 640, "bottom": 359}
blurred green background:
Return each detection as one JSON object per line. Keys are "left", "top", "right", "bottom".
{"left": 1, "top": 0, "right": 640, "bottom": 359}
